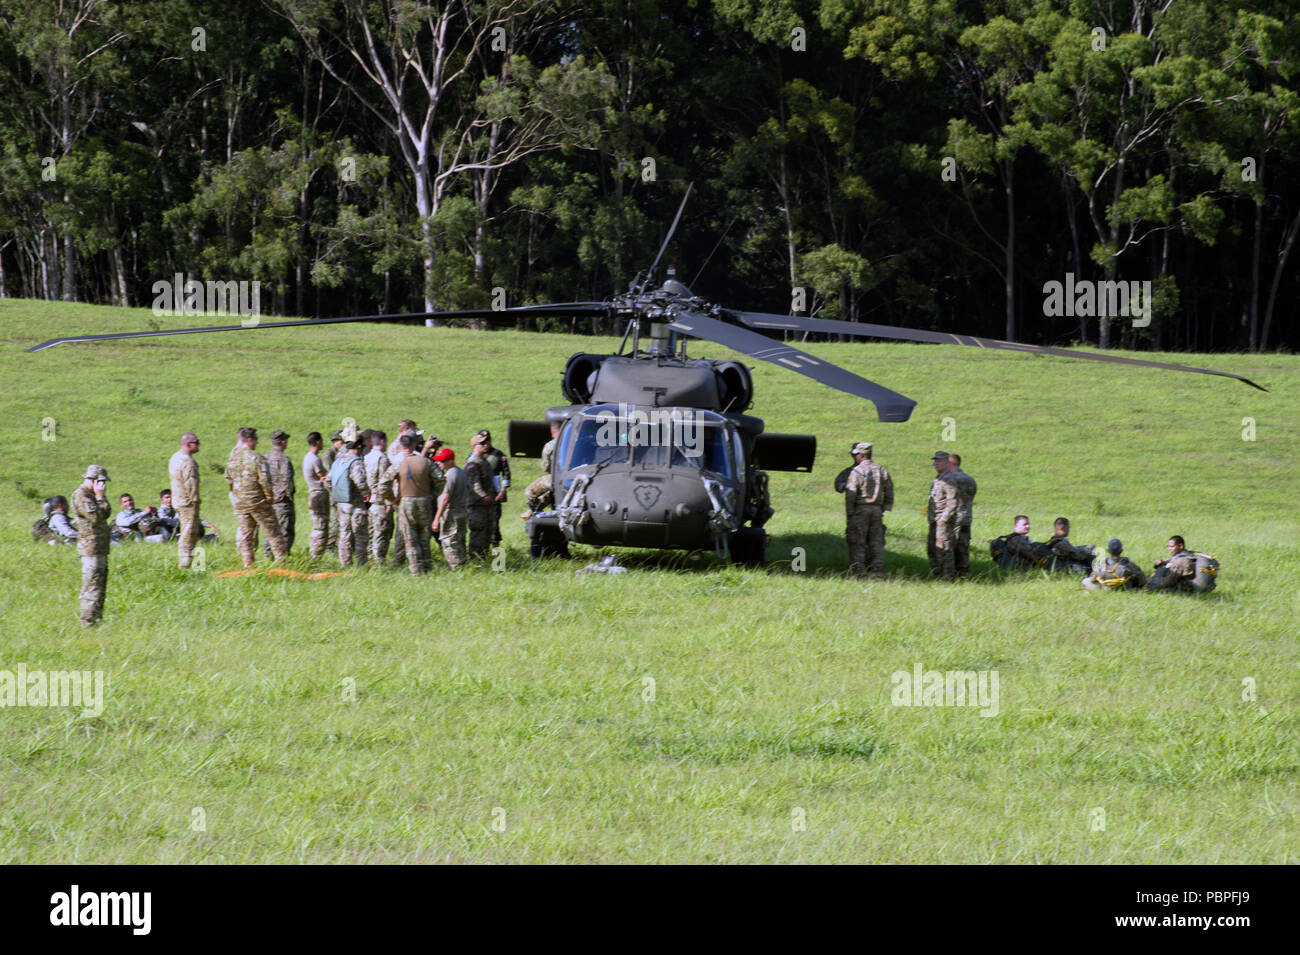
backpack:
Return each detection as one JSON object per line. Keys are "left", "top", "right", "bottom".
{"left": 1189, "top": 552, "right": 1219, "bottom": 592}
{"left": 329, "top": 456, "right": 354, "bottom": 503}
{"left": 32, "top": 517, "right": 57, "bottom": 543}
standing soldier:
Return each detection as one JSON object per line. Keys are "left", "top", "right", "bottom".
{"left": 432, "top": 448, "right": 470, "bottom": 567}
{"left": 302, "top": 431, "right": 330, "bottom": 559}
{"left": 225, "top": 427, "right": 288, "bottom": 567}
{"left": 464, "top": 435, "right": 498, "bottom": 559}
{"left": 364, "top": 430, "right": 395, "bottom": 562}
{"left": 385, "top": 431, "right": 412, "bottom": 568}
{"left": 72, "top": 465, "right": 112, "bottom": 627}
{"left": 844, "top": 442, "right": 893, "bottom": 579}
{"left": 947, "top": 453, "right": 977, "bottom": 578}
{"left": 168, "top": 432, "right": 203, "bottom": 569}
{"left": 927, "top": 451, "right": 959, "bottom": 580}
{"left": 522, "top": 420, "right": 561, "bottom": 519}
{"left": 331, "top": 436, "right": 370, "bottom": 567}
{"left": 321, "top": 428, "right": 344, "bottom": 551}
{"left": 264, "top": 429, "right": 296, "bottom": 555}
{"left": 383, "top": 433, "right": 437, "bottom": 574}
{"left": 472, "top": 429, "right": 511, "bottom": 545}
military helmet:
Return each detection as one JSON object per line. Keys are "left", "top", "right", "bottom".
{"left": 83, "top": 464, "right": 110, "bottom": 481}
{"left": 1107, "top": 538, "right": 1123, "bottom": 555}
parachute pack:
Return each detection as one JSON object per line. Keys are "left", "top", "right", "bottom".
{"left": 329, "top": 457, "right": 354, "bottom": 503}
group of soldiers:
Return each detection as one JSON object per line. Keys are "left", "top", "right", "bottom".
{"left": 839, "top": 445, "right": 976, "bottom": 581}
{"left": 61, "top": 418, "right": 527, "bottom": 626}
{"left": 841, "top": 444, "right": 1218, "bottom": 593}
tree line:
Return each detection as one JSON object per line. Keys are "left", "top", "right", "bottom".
{"left": 1, "top": 0, "right": 1296, "bottom": 352}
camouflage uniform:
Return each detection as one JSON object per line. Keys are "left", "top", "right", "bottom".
{"left": 464, "top": 451, "right": 496, "bottom": 559}
{"left": 71, "top": 483, "right": 111, "bottom": 626}
{"left": 386, "top": 450, "right": 407, "bottom": 567}
{"left": 336, "top": 451, "right": 370, "bottom": 567}
{"left": 226, "top": 446, "right": 288, "bottom": 567}
{"left": 1147, "top": 549, "right": 1214, "bottom": 592}
{"left": 437, "top": 465, "right": 471, "bottom": 567}
{"left": 264, "top": 445, "right": 296, "bottom": 555}
{"left": 1082, "top": 554, "right": 1146, "bottom": 591}
{"left": 321, "top": 440, "right": 340, "bottom": 550}
{"left": 525, "top": 438, "right": 556, "bottom": 513}
{"left": 168, "top": 449, "right": 202, "bottom": 568}
{"left": 478, "top": 444, "right": 511, "bottom": 545}
{"left": 997, "top": 531, "right": 1044, "bottom": 569}
{"left": 948, "top": 466, "right": 977, "bottom": 577}
{"left": 383, "top": 452, "right": 440, "bottom": 575}
{"left": 844, "top": 457, "right": 893, "bottom": 578}
{"left": 303, "top": 448, "right": 329, "bottom": 559}
{"left": 364, "top": 446, "right": 394, "bottom": 562}
{"left": 1046, "top": 534, "right": 1094, "bottom": 574}
{"left": 927, "top": 472, "right": 959, "bottom": 579}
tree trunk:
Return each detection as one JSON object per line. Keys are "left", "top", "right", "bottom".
{"left": 1003, "top": 158, "right": 1015, "bottom": 341}
{"left": 1261, "top": 202, "right": 1300, "bottom": 351}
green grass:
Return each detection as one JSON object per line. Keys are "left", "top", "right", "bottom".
{"left": 0, "top": 298, "right": 1296, "bottom": 863}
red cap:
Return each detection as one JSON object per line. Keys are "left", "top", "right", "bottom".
{"left": 433, "top": 448, "right": 454, "bottom": 462}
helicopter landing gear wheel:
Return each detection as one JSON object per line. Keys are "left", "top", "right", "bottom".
{"left": 729, "top": 527, "right": 767, "bottom": 566}
{"left": 529, "top": 523, "right": 570, "bottom": 559}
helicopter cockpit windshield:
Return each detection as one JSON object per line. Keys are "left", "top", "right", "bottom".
{"left": 560, "top": 405, "right": 737, "bottom": 478}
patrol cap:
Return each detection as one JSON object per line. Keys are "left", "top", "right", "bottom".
{"left": 433, "top": 448, "right": 454, "bottom": 462}
{"left": 851, "top": 442, "right": 872, "bottom": 456}
{"left": 271, "top": 429, "right": 290, "bottom": 441}
{"left": 932, "top": 451, "right": 950, "bottom": 461}
{"left": 83, "top": 464, "right": 110, "bottom": 481}
{"left": 1107, "top": 538, "right": 1123, "bottom": 555}
{"left": 474, "top": 429, "right": 492, "bottom": 444}
{"left": 330, "top": 429, "right": 344, "bottom": 441}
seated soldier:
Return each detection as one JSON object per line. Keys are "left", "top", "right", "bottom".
{"left": 1147, "top": 535, "right": 1218, "bottom": 592}
{"left": 1082, "top": 538, "right": 1146, "bottom": 591}
{"left": 991, "top": 515, "right": 1046, "bottom": 569}
{"left": 153, "top": 489, "right": 182, "bottom": 540}
{"left": 33, "top": 496, "right": 78, "bottom": 544}
{"left": 158, "top": 489, "right": 222, "bottom": 544}
{"left": 1045, "top": 517, "right": 1095, "bottom": 574}
{"left": 112, "top": 493, "right": 154, "bottom": 541}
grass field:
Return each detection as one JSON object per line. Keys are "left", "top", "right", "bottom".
{"left": 0, "top": 299, "right": 1295, "bottom": 863}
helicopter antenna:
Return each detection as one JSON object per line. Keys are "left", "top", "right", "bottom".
{"left": 642, "top": 182, "right": 693, "bottom": 292}
{"left": 690, "top": 212, "right": 739, "bottom": 288}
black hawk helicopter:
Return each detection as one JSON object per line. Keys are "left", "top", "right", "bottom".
{"left": 27, "top": 187, "right": 1265, "bottom": 564}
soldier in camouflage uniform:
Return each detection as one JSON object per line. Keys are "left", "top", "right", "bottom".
{"left": 225, "top": 427, "right": 288, "bottom": 567}
{"left": 992, "top": 515, "right": 1045, "bottom": 569}
{"left": 381, "top": 433, "right": 441, "bottom": 574}
{"left": 844, "top": 442, "right": 894, "bottom": 579}
{"left": 1146, "top": 535, "right": 1215, "bottom": 592}
{"left": 473, "top": 429, "right": 511, "bottom": 545}
{"left": 1045, "top": 517, "right": 1094, "bottom": 574}
{"left": 321, "top": 429, "right": 344, "bottom": 550}
{"left": 432, "top": 448, "right": 470, "bottom": 567}
{"left": 522, "top": 420, "right": 561, "bottom": 518}
{"left": 1082, "top": 538, "right": 1146, "bottom": 591}
{"left": 302, "top": 431, "right": 330, "bottom": 559}
{"left": 927, "top": 451, "right": 959, "bottom": 580}
{"left": 168, "top": 432, "right": 203, "bottom": 569}
{"left": 364, "top": 430, "right": 394, "bottom": 562}
{"left": 264, "top": 429, "right": 296, "bottom": 555}
{"left": 947, "top": 453, "right": 977, "bottom": 578}
{"left": 334, "top": 437, "right": 370, "bottom": 567}
{"left": 72, "top": 465, "right": 112, "bottom": 626}
{"left": 464, "top": 436, "right": 498, "bottom": 559}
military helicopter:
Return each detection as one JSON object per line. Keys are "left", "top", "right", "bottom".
{"left": 27, "top": 186, "right": 1265, "bottom": 565}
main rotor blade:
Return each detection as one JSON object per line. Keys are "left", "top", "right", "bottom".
{"left": 730, "top": 309, "right": 1268, "bottom": 392}
{"left": 667, "top": 308, "right": 917, "bottom": 422}
{"left": 643, "top": 182, "right": 694, "bottom": 290}
{"left": 25, "top": 303, "right": 610, "bottom": 352}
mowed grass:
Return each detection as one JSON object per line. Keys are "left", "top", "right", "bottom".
{"left": 0, "top": 298, "right": 1296, "bottom": 863}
